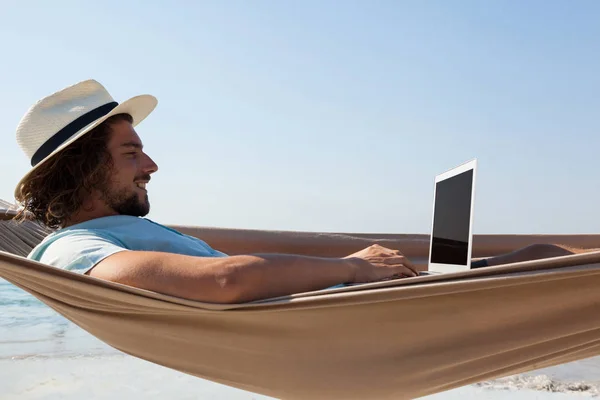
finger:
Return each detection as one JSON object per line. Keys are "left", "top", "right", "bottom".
{"left": 380, "top": 256, "right": 414, "bottom": 269}
{"left": 377, "top": 249, "right": 402, "bottom": 257}
{"left": 381, "top": 261, "right": 417, "bottom": 277}
{"left": 383, "top": 256, "right": 417, "bottom": 270}
{"left": 399, "top": 266, "right": 418, "bottom": 277}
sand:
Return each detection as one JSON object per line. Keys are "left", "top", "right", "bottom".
{"left": 1, "top": 353, "right": 597, "bottom": 400}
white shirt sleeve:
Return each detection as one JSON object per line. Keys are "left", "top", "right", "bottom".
{"left": 30, "top": 231, "right": 130, "bottom": 275}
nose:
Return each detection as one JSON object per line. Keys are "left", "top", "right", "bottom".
{"left": 142, "top": 152, "right": 159, "bottom": 174}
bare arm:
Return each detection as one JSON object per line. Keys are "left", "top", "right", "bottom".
{"left": 482, "top": 244, "right": 599, "bottom": 267}
{"left": 173, "top": 226, "right": 600, "bottom": 261}
{"left": 89, "top": 246, "right": 416, "bottom": 304}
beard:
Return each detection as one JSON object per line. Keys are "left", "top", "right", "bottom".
{"left": 99, "top": 180, "right": 151, "bottom": 217}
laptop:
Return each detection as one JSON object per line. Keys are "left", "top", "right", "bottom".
{"left": 343, "top": 159, "right": 478, "bottom": 285}
{"left": 421, "top": 159, "right": 478, "bottom": 275}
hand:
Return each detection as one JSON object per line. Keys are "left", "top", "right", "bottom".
{"left": 343, "top": 244, "right": 418, "bottom": 283}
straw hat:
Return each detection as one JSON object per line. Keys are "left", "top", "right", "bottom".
{"left": 14, "top": 79, "right": 157, "bottom": 197}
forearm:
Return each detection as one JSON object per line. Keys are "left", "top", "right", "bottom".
{"left": 91, "top": 251, "right": 355, "bottom": 304}
{"left": 474, "top": 244, "right": 595, "bottom": 268}
{"left": 171, "top": 226, "right": 429, "bottom": 258}
{"left": 220, "top": 254, "right": 355, "bottom": 303}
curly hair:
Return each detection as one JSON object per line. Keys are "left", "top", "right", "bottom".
{"left": 15, "top": 113, "right": 133, "bottom": 229}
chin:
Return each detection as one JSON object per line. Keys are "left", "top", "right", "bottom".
{"left": 111, "top": 195, "right": 150, "bottom": 217}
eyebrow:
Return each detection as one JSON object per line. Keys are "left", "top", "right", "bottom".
{"left": 120, "top": 142, "right": 144, "bottom": 150}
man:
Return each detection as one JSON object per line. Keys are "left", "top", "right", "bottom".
{"left": 13, "top": 80, "right": 584, "bottom": 304}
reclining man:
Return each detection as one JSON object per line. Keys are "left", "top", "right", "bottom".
{"left": 13, "top": 80, "right": 587, "bottom": 304}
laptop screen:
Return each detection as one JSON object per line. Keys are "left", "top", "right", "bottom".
{"left": 430, "top": 169, "right": 474, "bottom": 266}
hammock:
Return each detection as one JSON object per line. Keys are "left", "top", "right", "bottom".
{"left": 0, "top": 214, "right": 52, "bottom": 256}
{"left": 2, "top": 216, "right": 600, "bottom": 399}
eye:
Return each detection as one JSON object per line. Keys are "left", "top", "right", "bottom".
{"left": 125, "top": 152, "right": 138, "bottom": 158}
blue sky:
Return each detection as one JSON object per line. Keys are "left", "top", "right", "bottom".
{"left": 1, "top": 0, "right": 599, "bottom": 234}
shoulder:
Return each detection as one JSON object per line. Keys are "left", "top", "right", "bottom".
{"left": 29, "top": 225, "right": 129, "bottom": 274}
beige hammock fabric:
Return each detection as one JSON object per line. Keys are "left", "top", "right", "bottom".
{"left": 2, "top": 222, "right": 600, "bottom": 399}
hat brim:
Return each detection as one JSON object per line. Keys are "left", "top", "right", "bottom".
{"left": 14, "top": 94, "right": 158, "bottom": 199}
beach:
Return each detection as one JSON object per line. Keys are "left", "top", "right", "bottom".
{"left": 3, "top": 355, "right": 599, "bottom": 400}
{"left": 2, "top": 279, "right": 599, "bottom": 399}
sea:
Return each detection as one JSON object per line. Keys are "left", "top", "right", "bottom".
{"left": 1, "top": 278, "right": 600, "bottom": 399}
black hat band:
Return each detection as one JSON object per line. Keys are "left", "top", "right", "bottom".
{"left": 30, "top": 101, "right": 118, "bottom": 167}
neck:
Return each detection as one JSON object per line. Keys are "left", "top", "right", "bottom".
{"left": 63, "top": 198, "right": 118, "bottom": 228}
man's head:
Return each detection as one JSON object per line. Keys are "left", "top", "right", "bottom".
{"left": 14, "top": 79, "right": 159, "bottom": 229}
{"left": 15, "top": 114, "right": 159, "bottom": 228}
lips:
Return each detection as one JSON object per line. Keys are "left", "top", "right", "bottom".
{"left": 134, "top": 175, "right": 151, "bottom": 192}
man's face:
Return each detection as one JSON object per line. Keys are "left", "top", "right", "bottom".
{"left": 100, "top": 119, "right": 159, "bottom": 217}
